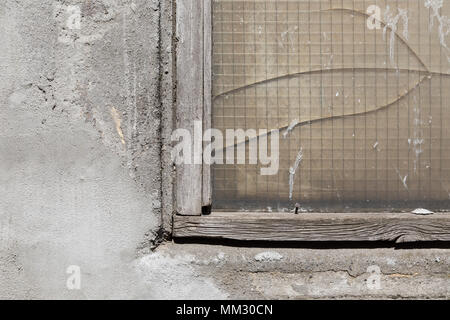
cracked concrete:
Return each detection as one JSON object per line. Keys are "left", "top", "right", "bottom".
{"left": 146, "top": 243, "right": 449, "bottom": 299}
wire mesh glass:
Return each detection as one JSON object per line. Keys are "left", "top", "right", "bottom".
{"left": 211, "top": 0, "right": 450, "bottom": 212}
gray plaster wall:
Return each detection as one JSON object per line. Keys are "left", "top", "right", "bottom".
{"left": 0, "top": 0, "right": 448, "bottom": 300}
{"left": 0, "top": 0, "right": 167, "bottom": 299}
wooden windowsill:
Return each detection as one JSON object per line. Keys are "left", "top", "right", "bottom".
{"left": 173, "top": 212, "right": 450, "bottom": 243}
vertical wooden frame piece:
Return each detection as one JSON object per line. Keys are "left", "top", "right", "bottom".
{"left": 203, "top": 0, "right": 212, "bottom": 208}
{"left": 176, "top": 0, "right": 205, "bottom": 215}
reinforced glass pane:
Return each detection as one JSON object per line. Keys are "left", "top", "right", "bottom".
{"left": 212, "top": 0, "right": 450, "bottom": 212}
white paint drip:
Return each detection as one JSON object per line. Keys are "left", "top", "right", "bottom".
{"left": 257, "top": 25, "right": 262, "bottom": 35}
{"left": 425, "top": 0, "right": 450, "bottom": 63}
{"left": 279, "top": 25, "right": 298, "bottom": 51}
{"left": 383, "top": 6, "right": 409, "bottom": 68}
{"left": 289, "top": 148, "right": 303, "bottom": 200}
{"left": 283, "top": 119, "right": 299, "bottom": 138}
{"left": 396, "top": 169, "right": 409, "bottom": 190}
{"left": 373, "top": 141, "right": 380, "bottom": 151}
{"left": 400, "top": 174, "right": 408, "bottom": 190}
{"left": 327, "top": 54, "right": 334, "bottom": 68}
{"left": 410, "top": 96, "right": 424, "bottom": 173}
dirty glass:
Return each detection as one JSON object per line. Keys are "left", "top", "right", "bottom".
{"left": 211, "top": 0, "right": 450, "bottom": 212}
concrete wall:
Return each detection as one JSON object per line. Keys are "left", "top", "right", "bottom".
{"left": 0, "top": 0, "right": 167, "bottom": 299}
{"left": 0, "top": 0, "right": 448, "bottom": 300}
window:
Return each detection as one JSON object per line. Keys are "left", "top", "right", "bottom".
{"left": 173, "top": 0, "right": 450, "bottom": 243}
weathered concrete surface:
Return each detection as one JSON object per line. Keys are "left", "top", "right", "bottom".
{"left": 146, "top": 243, "right": 449, "bottom": 300}
{"left": 0, "top": 0, "right": 449, "bottom": 300}
{"left": 0, "top": 0, "right": 166, "bottom": 299}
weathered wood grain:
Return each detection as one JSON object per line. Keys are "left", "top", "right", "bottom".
{"left": 202, "top": 0, "right": 212, "bottom": 208}
{"left": 176, "top": 0, "right": 204, "bottom": 215}
{"left": 174, "top": 212, "right": 450, "bottom": 243}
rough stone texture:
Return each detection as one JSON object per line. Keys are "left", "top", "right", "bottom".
{"left": 0, "top": 0, "right": 448, "bottom": 300}
{"left": 0, "top": 0, "right": 164, "bottom": 299}
{"left": 151, "top": 243, "right": 449, "bottom": 300}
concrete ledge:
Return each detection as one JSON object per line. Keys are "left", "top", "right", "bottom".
{"left": 148, "top": 243, "right": 450, "bottom": 299}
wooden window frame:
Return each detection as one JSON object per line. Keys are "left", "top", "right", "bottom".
{"left": 173, "top": 0, "right": 450, "bottom": 243}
